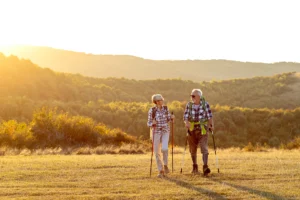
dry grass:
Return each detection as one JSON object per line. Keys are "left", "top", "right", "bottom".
{"left": 0, "top": 144, "right": 147, "bottom": 156}
{"left": 0, "top": 149, "right": 299, "bottom": 199}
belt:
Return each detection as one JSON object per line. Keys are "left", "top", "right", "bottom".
{"left": 155, "top": 127, "right": 168, "bottom": 131}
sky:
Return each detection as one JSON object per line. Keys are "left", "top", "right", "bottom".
{"left": 0, "top": 0, "right": 299, "bottom": 62}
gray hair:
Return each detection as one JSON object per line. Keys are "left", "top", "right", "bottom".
{"left": 151, "top": 94, "right": 164, "bottom": 104}
{"left": 191, "top": 89, "right": 203, "bottom": 97}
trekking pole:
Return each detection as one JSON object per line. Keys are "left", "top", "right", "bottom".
{"left": 150, "top": 126, "right": 155, "bottom": 177}
{"left": 171, "top": 111, "right": 174, "bottom": 173}
{"left": 180, "top": 131, "right": 189, "bottom": 174}
{"left": 211, "top": 130, "right": 220, "bottom": 173}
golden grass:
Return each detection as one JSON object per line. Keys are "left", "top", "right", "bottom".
{"left": 0, "top": 144, "right": 147, "bottom": 156}
{"left": 0, "top": 149, "right": 299, "bottom": 199}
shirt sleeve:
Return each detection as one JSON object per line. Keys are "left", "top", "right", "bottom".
{"left": 205, "top": 102, "right": 213, "bottom": 119}
{"left": 166, "top": 107, "right": 171, "bottom": 122}
{"left": 183, "top": 103, "right": 190, "bottom": 121}
{"left": 147, "top": 108, "right": 153, "bottom": 127}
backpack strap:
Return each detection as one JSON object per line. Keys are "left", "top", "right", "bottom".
{"left": 163, "top": 105, "right": 168, "bottom": 112}
{"left": 151, "top": 107, "right": 157, "bottom": 120}
{"left": 188, "top": 102, "right": 193, "bottom": 122}
{"left": 200, "top": 96, "right": 206, "bottom": 111}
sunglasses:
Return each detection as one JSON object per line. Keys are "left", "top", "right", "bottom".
{"left": 190, "top": 95, "right": 196, "bottom": 98}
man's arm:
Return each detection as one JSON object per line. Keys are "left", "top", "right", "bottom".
{"left": 183, "top": 103, "right": 190, "bottom": 128}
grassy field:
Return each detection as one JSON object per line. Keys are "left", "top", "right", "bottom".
{"left": 0, "top": 149, "right": 299, "bottom": 199}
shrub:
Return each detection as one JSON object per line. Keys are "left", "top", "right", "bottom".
{"left": 268, "top": 136, "right": 280, "bottom": 147}
{"left": 0, "top": 120, "right": 33, "bottom": 148}
{"left": 243, "top": 142, "right": 255, "bottom": 152}
{"left": 285, "top": 137, "right": 300, "bottom": 149}
{"left": 29, "top": 107, "right": 139, "bottom": 148}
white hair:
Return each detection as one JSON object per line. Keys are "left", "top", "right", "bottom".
{"left": 151, "top": 94, "right": 164, "bottom": 104}
{"left": 191, "top": 89, "right": 203, "bottom": 97}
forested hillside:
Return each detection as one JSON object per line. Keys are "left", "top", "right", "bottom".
{"left": 1, "top": 45, "right": 300, "bottom": 82}
{"left": 0, "top": 53, "right": 299, "bottom": 149}
{"left": 1, "top": 53, "right": 300, "bottom": 109}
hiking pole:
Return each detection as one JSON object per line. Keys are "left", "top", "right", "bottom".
{"left": 211, "top": 130, "right": 220, "bottom": 173}
{"left": 171, "top": 111, "right": 174, "bottom": 173}
{"left": 180, "top": 131, "right": 189, "bottom": 174}
{"left": 150, "top": 126, "right": 155, "bottom": 177}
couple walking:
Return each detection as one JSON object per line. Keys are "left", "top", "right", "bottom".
{"left": 147, "top": 89, "right": 214, "bottom": 178}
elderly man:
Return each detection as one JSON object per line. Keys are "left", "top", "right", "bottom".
{"left": 183, "top": 89, "right": 214, "bottom": 175}
{"left": 147, "top": 94, "right": 175, "bottom": 178}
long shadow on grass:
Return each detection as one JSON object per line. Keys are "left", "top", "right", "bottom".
{"left": 164, "top": 177, "right": 226, "bottom": 200}
{"left": 210, "top": 179, "right": 286, "bottom": 200}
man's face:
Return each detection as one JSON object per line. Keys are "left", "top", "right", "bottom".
{"left": 191, "top": 92, "right": 200, "bottom": 103}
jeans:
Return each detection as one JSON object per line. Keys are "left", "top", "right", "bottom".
{"left": 153, "top": 129, "right": 169, "bottom": 172}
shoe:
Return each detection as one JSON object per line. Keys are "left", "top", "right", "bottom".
{"left": 164, "top": 165, "right": 170, "bottom": 174}
{"left": 203, "top": 165, "right": 211, "bottom": 176}
{"left": 191, "top": 164, "right": 199, "bottom": 174}
{"left": 157, "top": 170, "right": 165, "bottom": 178}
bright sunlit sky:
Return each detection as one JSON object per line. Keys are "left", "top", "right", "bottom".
{"left": 0, "top": 0, "right": 299, "bottom": 62}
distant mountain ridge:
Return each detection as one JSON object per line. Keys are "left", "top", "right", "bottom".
{"left": 1, "top": 45, "right": 300, "bottom": 82}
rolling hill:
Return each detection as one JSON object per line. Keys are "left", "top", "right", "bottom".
{"left": 1, "top": 45, "right": 300, "bottom": 82}
{"left": 1, "top": 52, "right": 300, "bottom": 109}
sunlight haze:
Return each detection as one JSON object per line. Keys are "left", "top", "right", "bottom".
{"left": 0, "top": 0, "right": 299, "bottom": 62}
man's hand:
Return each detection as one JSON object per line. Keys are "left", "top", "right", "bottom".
{"left": 209, "top": 124, "right": 214, "bottom": 132}
{"left": 184, "top": 121, "right": 190, "bottom": 129}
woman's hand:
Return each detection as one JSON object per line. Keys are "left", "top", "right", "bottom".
{"left": 171, "top": 114, "right": 175, "bottom": 120}
{"left": 152, "top": 119, "right": 157, "bottom": 127}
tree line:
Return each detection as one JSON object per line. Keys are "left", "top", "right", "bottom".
{"left": 1, "top": 100, "right": 299, "bottom": 148}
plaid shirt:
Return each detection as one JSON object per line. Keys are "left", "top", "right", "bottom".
{"left": 147, "top": 106, "right": 171, "bottom": 134}
{"left": 183, "top": 101, "right": 213, "bottom": 122}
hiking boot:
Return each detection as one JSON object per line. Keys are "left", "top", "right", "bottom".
{"left": 191, "top": 164, "right": 199, "bottom": 174}
{"left": 203, "top": 164, "right": 211, "bottom": 176}
{"left": 164, "top": 165, "right": 170, "bottom": 174}
{"left": 157, "top": 170, "right": 165, "bottom": 178}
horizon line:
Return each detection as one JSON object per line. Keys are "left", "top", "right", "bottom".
{"left": 1, "top": 44, "right": 300, "bottom": 64}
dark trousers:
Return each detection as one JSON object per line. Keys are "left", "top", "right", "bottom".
{"left": 188, "top": 128, "right": 209, "bottom": 165}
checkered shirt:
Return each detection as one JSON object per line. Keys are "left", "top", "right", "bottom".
{"left": 147, "top": 106, "right": 171, "bottom": 134}
{"left": 183, "top": 101, "right": 213, "bottom": 122}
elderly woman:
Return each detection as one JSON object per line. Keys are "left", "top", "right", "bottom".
{"left": 183, "top": 89, "right": 214, "bottom": 176}
{"left": 147, "top": 94, "right": 174, "bottom": 178}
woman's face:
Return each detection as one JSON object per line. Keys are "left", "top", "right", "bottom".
{"left": 156, "top": 99, "right": 164, "bottom": 106}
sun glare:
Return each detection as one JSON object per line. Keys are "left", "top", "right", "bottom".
{"left": 0, "top": 0, "right": 299, "bottom": 62}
